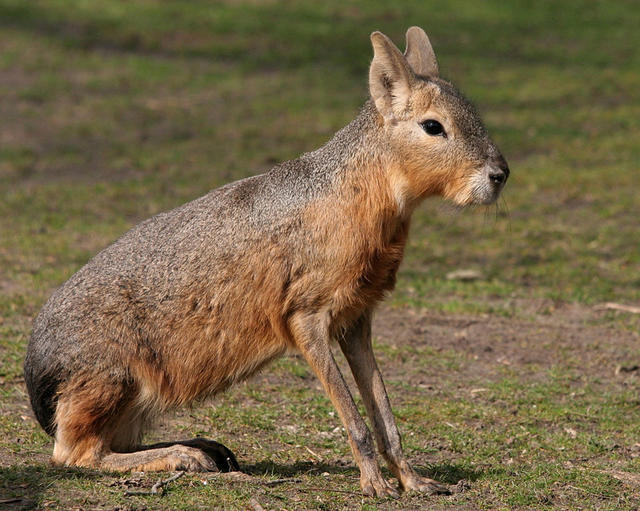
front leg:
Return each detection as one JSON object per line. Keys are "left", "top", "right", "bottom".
{"left": 338, "top": 312, "right": 450, "bottom": 495}
{"left": 290, "top": 312, "right": 398, "bottom": 498}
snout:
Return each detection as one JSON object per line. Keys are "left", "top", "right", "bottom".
{"left": 469, "top": 155, "right": 510, "bottom": 205}
{"left": 488, "top": 155, "right": 510, "bottom": 187}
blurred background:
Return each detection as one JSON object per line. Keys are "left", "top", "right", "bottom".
{"left": 1, "top": 0, "right": 638, "bottom": 315}
{"left": 1, "top": 1, "right": 639, "bottom": 509}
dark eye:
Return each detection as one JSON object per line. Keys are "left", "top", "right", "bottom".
{"left": 420, "top": 119, "right": 447, "bottom": 138}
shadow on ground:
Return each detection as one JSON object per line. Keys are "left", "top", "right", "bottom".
{"left": 243, "top": 458, "right": 502, "bottom": 486}
{"left": 419, "top": 462, "right": 506, "bottom": 485}
{"left": 244, "top": 459, "right": 357, "bottom": 478}
{"left": 0, "top": 465, "right": 104, "bottom": 510}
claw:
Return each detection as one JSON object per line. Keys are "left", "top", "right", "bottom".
{"left": 402, "top": 474, "right": 451, "bottom": 495}
{"left": 421, "top": 480, "right": 451, "bottom": 495}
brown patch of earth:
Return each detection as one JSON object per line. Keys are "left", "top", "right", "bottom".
{"left": 2, "top": 302, "right": 639, "bottom": 509}
{"left": 373, "top": 302, "right": 640, "bottom": 384}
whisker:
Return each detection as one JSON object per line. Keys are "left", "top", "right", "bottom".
{"left": 498, "top": 195, "right": 513, "bottom": 245}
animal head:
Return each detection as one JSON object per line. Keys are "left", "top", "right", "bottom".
{"left": 369, "top": 27, "right": 509, "bottom": 207}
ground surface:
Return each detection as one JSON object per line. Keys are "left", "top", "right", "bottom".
{"left": 1, "top": 0, "right": 639, "bottom": 509}
{"left": 2, "top": 305, "right": 640, "bottom": 510}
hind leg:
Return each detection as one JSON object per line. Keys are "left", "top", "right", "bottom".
{"left": 101, "top": 444, "right": 219, "bottom": 472}
{"left": 52, "top": 376, "right": 236, "bottom": 472}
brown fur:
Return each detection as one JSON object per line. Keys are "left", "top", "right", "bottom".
{"left": 25, "top": 27, "right": 508, "bottom": 497}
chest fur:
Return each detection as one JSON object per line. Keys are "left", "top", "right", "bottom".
{"left": 323, "top": 218, "right": 410, "bottom": 328}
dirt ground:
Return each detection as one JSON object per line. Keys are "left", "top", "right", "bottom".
{"left": 2, "top": 301, "right": 639, "bottom": 509}
{"left": 374, "top": 301, "right": 640, "bottom": 385}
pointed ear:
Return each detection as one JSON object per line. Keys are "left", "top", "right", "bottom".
{"left": 404, "top": 26, "right": 439, "bottom": 78}
{"left": 369, "top": 31, "right": 415, "bottom": 122}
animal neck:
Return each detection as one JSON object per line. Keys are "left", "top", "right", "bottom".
{"left": 305, "top": 101, "right": 414, "bottom": 255}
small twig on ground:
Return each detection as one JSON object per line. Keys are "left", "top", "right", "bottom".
{"left": 210, "top": 471, "right": 350, "bottom": 494}
{"left": 564, "top": 410, "right": 595, "bottom": 419}
{"left": 263, "top": 478, "right": 303, "bottom": 486}
{"left": 124, "top": 471, "right": 185, "bottom": 496}
{"left": 305, "top": 446, "right": 322, "bottom": 460}
{"left": 149, "top": 471, "right": 185, "bottom": 494}
{"left": 249, "top": 498, "right": 266, "bottom": 511}
{"left": 0, "top": 498, "right": 23, "bottom": 504}
{"left": 216, "top": 470, "right": 254, "bottom": 482}
{"left": 595, "top": 302, "right": 640, "bottom": 314}
{"left": 566, "top": 484, "right": 612, "bottom": 499}
{"left": 295, "top": 486, "right": 361, "bottom": 495}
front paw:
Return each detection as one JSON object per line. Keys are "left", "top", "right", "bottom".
{"left": 402, "top": 474, "right": 451, "bottom": 495}
{"left": 361, "top": 474, "right": 400, "bottom": 498}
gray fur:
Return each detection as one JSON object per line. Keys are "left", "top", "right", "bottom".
{"left": 23, "top": 28, "right": 510, "bottom": 494}
{"left": 25, "top": 59, "right": 506, "bottom": 445}
{"left": 24, "top": 101, "right": 382, "bottom": 434}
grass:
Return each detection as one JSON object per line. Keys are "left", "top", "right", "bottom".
{"left": 1, "top": 0, "right": 639, "bottom": 509}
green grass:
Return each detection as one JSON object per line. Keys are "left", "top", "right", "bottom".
{"left": 2, "top": 0, "right": 638, "bottom": 317}
{"left": 1, "top": 0, "right": 640, "bottom": 509}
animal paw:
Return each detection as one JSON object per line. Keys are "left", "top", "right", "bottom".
{"left": 361, "top": 474, "right": 400, "bottom": 498}
{"left": 401, "top": 474, "right": 451, "bottom": 495}
{"left": 187, "top": 438, "right": 240, "bottom": 472}
{"left": 169, "top": 445, "right": 218, "bottom": 472}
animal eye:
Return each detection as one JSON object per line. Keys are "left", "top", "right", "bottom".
{"left": 420, "top": 119, "right": 446, "bottom": 138}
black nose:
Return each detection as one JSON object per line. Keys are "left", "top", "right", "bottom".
{"left": 489, "top": 170, "right": 507, "bottom": 185}
{"left": 489, "top": 155, "right": 510, "bottom": 185}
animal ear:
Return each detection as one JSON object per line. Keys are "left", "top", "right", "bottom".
{"left": 369, "top": 31, "right": 415, "bottom": 121}
{"left": 404, "top": 26, "right": 439, "bottom": 78}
